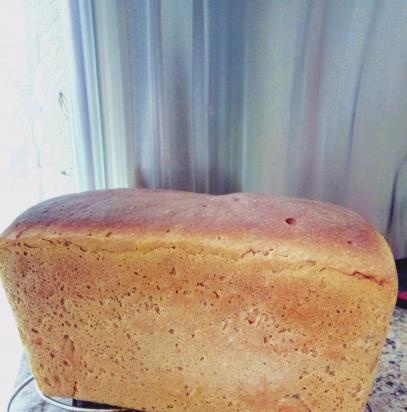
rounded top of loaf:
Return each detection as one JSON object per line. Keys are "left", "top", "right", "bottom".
{"left": 0, "top": 189, "right": 397, "bottom": 285}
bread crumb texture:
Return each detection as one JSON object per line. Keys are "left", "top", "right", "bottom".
{"left": 0, "top": 189, "right": 397, "bottom": 412}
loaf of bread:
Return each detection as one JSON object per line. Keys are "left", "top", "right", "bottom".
{"left": 0, "top": 189, "right": 397, "bottom": 412}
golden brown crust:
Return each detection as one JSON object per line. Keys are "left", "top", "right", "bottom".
{"left": 0, "top": 189, "right": 397, "bottom": 285}
{"left": 0, "top": 189, "right": 398, "bottom": 412}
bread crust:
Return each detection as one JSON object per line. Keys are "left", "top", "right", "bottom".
{"left": 0, "top": 189, "right": 397, "bottom": 412}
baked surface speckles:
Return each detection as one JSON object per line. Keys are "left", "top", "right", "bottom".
{"left": 0, "top": 189, "right": 398, "bottom": 412}
{"left": 1, "top": 189, "right": 396, "bottom": 284}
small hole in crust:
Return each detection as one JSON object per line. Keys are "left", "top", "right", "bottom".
{"left": 347, "top": 240, "right": 353, "bottom": 245}
{"left": 285, "top": 217, "right": 296, "bottom": 225}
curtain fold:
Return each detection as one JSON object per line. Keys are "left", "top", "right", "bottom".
{"left": 64, "top": 0, "right": 407, "bottom": 257}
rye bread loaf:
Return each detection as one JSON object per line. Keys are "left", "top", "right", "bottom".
{"left": 0, "top": 189, "right": 397, "bottom": 412}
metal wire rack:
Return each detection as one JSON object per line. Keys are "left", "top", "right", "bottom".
{"left": 6, "top": 375, "right": 131, "bottom": 411}
{"left": 6, "top": 374, "right": 373, "bottom": 412}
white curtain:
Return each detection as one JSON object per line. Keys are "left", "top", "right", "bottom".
{"left": 63, "top": 0, "right": 407, "bottom": 258}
